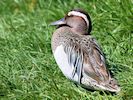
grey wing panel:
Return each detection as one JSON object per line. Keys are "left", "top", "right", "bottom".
{"left": 64, "top": 44, "right": 84, "bottom": 84}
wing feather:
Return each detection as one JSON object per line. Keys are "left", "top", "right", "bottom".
{"left": 64, "top": 44, "right": 84, "bottom": 84}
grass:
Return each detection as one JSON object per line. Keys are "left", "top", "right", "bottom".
{"left": 0, "top": 0, "right": 133, "bottom": 99}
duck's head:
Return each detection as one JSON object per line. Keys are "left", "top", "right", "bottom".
{"left": 51, "top": 9, "right": 92, "bottom": 35}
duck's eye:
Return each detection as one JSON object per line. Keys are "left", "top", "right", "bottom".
{"left": 67, "top": 15, "right": 74, "bottom": 17}
{"left": 70, "top": 15, "right": 74, "bottom": 17}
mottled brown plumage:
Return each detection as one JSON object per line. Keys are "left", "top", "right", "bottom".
{"left": 51, "top": 9, "right": 120, "bottom": 92}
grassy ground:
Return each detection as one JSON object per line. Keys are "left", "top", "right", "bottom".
{"left": 0, "top": 0, "right": 133, "bottom": 99}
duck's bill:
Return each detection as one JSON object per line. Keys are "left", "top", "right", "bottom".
{"left": 50, "top": 18, "right": 65, "bottom": 25}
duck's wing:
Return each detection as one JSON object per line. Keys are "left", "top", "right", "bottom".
{"left": 63, "top": 36, "right": 110, "bottom": 84}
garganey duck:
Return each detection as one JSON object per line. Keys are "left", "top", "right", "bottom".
{"left": 51, "top": 9, "right": 120, "bottom": 93}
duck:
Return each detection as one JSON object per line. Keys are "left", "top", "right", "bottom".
{"left": 51, "top": 9, "right": 120, "bottom": 93}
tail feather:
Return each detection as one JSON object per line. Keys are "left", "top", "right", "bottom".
{"left": 103, "top": 78, "right": 120, "bottom": 93}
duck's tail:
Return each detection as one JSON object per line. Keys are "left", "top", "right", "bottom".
{"left": 100, "top": 78, "right": 120, "bottom": 93}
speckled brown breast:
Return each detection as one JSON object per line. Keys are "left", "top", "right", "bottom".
{"left": 51, "top": 26, "right": 93, "bottom": 52}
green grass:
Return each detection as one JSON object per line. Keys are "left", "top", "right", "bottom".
{"left": 0, "top": 0, "right": 133, "bottom": 99}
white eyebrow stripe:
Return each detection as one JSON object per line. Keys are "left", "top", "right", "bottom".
{"left": 68, "top": 11, "right": 89, "bottom": 27}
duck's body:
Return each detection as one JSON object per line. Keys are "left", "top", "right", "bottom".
{"left": 51, "top": 9, "right": 120, "bottom": 93}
